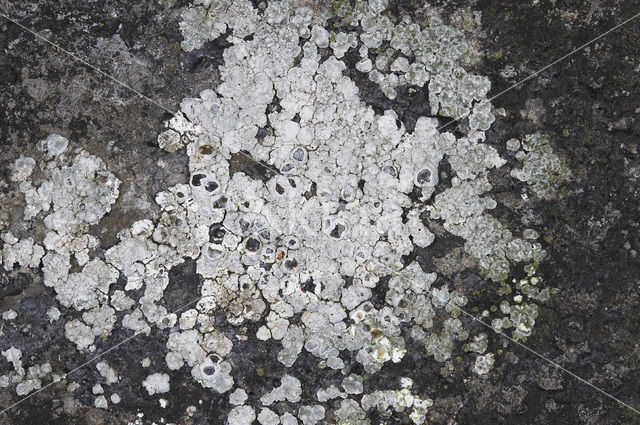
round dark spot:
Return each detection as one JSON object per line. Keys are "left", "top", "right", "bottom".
{"left": 199, "top": 145, "right": 214, "bottom": 155}
{"left": 330, "top": 223, "right": 346, "bottom": 239}
{"left": 416, "top": 168, "right": 432, "bottom": 186}
{"left": 192, "top": 173, "right": 206, "bottom": 186}
{"left": 213, "top": 196, "right": 227, "bottom": 208}
{"left": 245, "top": 237, "right": 261, "bottom": 252}
{"left": 260, "top": 230, "right": 272, "bottom": 240}
{"left": 275, "top": 183, "right": 285, "bottom": 194}
{"left": 281, "top": 163, "right": 295, "bottom": 173}
{"left": 205, "top": 181, "right": 219, "bottom": 192}
{"left": 256, "top": 127, "right": 269, "bottom": 138}
{"left": 239, "top": 218, "right": 251, "bottom": 232}
{"left": 202, "top": 366, "right": 216, "bottom": 375}
{"left": 383, "top": 165, "right": 397, "bottom": 177}
{"left": 209, "top": 225, "right": 226, "bottom": 242}
{"left": 284, "top": 259, "right": 298, "bottom": 270}
{"left": 291, "top": 147, "right": 306, "bottom": 162}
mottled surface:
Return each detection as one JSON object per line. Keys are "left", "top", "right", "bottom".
{"left": 0, "top": 0, "right": 639, "bottom": 424}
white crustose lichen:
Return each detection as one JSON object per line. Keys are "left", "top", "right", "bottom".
{"left": 0, "top": 0, "right": 569, "bottom": 423}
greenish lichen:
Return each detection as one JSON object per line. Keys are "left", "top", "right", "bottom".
{"left": 510, "top": 133, "right": 569, "bottom": 199}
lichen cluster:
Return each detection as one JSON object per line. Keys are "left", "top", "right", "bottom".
{"left": 0, "top": 0, "right": 569, "bottom": 422}
{"left": 509, "top": 133, "right": 569, "bottom": 199}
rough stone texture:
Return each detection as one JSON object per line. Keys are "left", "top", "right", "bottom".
{"left": 0, "top": 0, "right": 639, "bottom": 424}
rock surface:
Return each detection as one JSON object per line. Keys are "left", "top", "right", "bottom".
{"left": 0, "top": 1, "right": 639, "bottom": 424}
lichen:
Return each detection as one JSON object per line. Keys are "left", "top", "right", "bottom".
{"left": 510, "top": 133, "right": 569, "bottom": 199}
{"left": 142, "top": 372, "right": 171, "bottom": 395}
{"left": 0, "top": 0, "right": 569, "bottom": 422}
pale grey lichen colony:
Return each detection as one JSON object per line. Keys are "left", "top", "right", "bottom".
{"left": 0, "top": 1, "right": 568, "bottom": 423}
